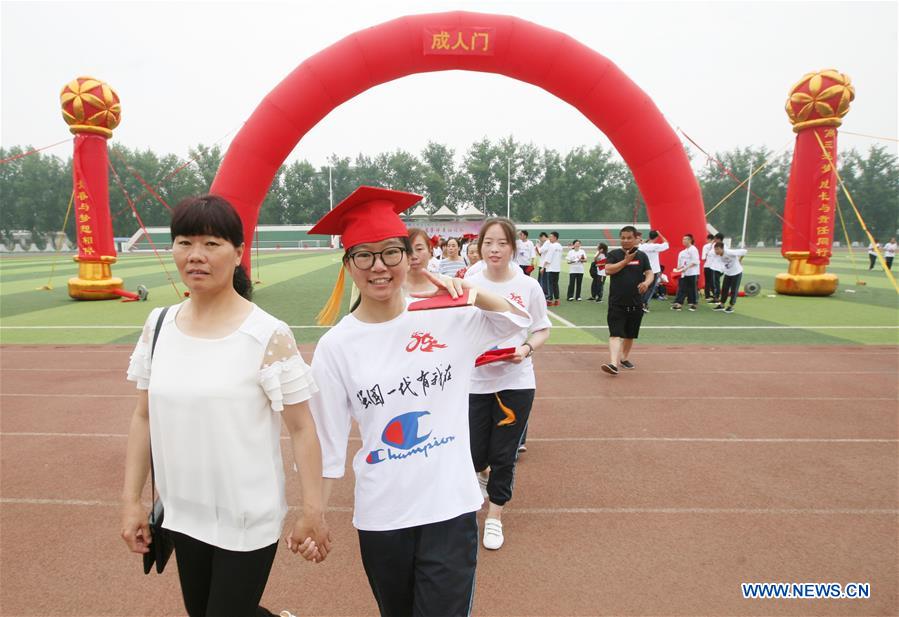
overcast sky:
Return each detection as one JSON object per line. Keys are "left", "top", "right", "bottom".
{"left": 2, "top": 0, "right": 896, "bottom": 170}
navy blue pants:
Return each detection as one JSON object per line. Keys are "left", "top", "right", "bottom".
{"left": 358, "top": 512, "right": 478, "bottom": 617}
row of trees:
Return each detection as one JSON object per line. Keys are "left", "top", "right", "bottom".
{"left": 1, "top": 138, "right": 896, "bottom": 246}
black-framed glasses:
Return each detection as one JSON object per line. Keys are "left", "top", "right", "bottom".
{"left": 347, "top": 247, "right": 407, "bottom": 270}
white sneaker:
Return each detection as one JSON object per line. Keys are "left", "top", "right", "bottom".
{"left": 483, "top": 518, "right": 504, "bottom": 550}
{"left": 279, "top": 611, "right": 297, "bottom": 617}
{"left": 477, "top": 471, "right": 489, "bottom": 500}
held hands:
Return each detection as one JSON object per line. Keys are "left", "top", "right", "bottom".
{"left": 120, "top": 501, "right": 151, "bottom": 554}
{"left": 286, "top": 513, "right": 332, "bottom": 563}
{"left": 412, "top": 269, "right": 468, "bottom": 299}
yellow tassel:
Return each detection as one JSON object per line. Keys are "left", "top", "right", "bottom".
{"left": 495, "top": 393, "right": 516, "bottom": 426}
{"left": 315, "top": 265, "right": 347, "bottom": 326}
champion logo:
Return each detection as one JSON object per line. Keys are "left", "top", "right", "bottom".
{"left": 365, "top": 411, "right": 456, "bottom": 464}
{"left": 405, "top": 331, "right": 447, "bottom": 352}
{"left": 508, "top": 292, "right": 525, "bottom": 308}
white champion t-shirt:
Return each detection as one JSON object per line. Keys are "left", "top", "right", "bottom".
{"left": 467, "top": 270, "right": 552, "bottom": 393}
{"left": 309, "top": 304, "right": 530, "bottom": 531}
{"left": 126, "top": 303, "right": 318, "bottom": 551}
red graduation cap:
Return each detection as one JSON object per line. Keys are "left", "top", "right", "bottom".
{"left": 309, "top": 186, "right": 422, "bottom": 249}
{"left": 311, "top": 186, "right": 422, "bottom": 326}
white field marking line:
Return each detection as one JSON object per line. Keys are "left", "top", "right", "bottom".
{"left": 7, "top": 323, "right": 893, "bottom": 331}
{"left": 546, "top": 310, "right": 578, "bottom": 329}
{"left": 584, "top": 325, "right": 899, "bottom": 330}
{"left": 1, "top": 498, "right": 894, "bottom": 516}
{"left": 4, "top": 432, "right": 896, "bottom": 444}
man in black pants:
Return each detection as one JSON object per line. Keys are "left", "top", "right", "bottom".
{"left": 601, "top": 226, "right": 653, "bottom": 375}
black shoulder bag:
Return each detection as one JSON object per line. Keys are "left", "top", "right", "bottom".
{"left": 143, "top": 306, "right": 174, "bottom": 575}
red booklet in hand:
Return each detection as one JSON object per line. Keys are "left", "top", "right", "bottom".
{"left": 474, "top": 347, "right": 518, "bottom": 367}
{"left": 408, "top": 288, "right": 477, "bottom": 311}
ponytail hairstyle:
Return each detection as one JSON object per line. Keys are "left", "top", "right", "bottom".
{"left": 170, "top": 195, "right": 253, "bottom": 300}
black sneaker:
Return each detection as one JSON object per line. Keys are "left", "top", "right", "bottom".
{"left": 724, "top": 306, "right": 734, "bottom": 313}
{"left": 601, "top": 363, "right": 619, "bottom": 375}
{"left": 713, "top": 304, "right": 725, "bottom": 311}
{"left": 620, "top": 360, "right": 636, "bottom": 369}
{"left": 567, "top": 297, "right": 574, "bottom": 301}
{"left": 671, "top": 304, "right": 682, "bottom": 311}
{"left": 642, "top": 306, "right": 650, "bottom": 313}
{"left": 687, "top": 305, "right": 697, "bottom": 312}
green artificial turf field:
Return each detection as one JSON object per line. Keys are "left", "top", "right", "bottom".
{"left": 1, "top": 248, "right": 896, "bottom": 346}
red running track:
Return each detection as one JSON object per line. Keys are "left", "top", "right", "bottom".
{"left": 1, "top": 344, "right": 896, "bottom": 616}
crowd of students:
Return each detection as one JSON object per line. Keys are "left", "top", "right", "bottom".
{"left": 121, "top": 185, "right": 771, "bottom": 616}
{"left": 121, "top": 188, "right": 552, "bottom": 617}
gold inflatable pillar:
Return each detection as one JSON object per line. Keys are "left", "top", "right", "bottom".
{"left": 60, "top": 77, "right": 124, "bottom": 300}
{"left": 775, "top": 70, "right": 854, "bottom": 296}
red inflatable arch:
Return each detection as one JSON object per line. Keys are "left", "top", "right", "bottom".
{"left": 211, "top": 11, "right": 706, "bottom": 275}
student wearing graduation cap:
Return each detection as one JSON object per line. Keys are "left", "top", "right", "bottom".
{"left": 308, "top": 186, "right": 531, "bottom": 617}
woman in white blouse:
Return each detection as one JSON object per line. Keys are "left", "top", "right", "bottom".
{"left": 120, "top": 196, "right": 329, "bottom": 617}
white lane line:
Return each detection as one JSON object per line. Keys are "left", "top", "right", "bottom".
{"left": 3, "top": 368, "right": 121, "bottom": 372}
{"left": 510, "top": 507, "right": 899, "bottom": 515}
{"left": 1, "top": 393, "right": 135, "bottom": 398}
{"left": 1, "top": 498, "right": 893, "bottom": 516}
{"left": 4, "top": 432, "right": 895, "bottom": 444}
{"left": 576, "top": 325, "right": 899, "bottom": 330}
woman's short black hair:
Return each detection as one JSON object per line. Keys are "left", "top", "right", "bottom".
{"left": 170, "top": 195, "right": 252, "bottom": 300}
{"left": 171, "top": 195, "right": 244, "bottom": 246}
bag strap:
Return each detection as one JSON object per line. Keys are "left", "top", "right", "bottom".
{"left": 148, "top": 306, "right": 169, "bottom": 523}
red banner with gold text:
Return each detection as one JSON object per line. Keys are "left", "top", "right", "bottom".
{"left": 72, "top": 134, "right": 116, "bottom": 260}
{"left": 781, "top": 127, "right": 838, "bottom": 265}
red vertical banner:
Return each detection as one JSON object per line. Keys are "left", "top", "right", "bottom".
{"left": 782, "top": 127, "right": 838, "bottom": 265}
{"left": 72, "top": 134, "right": 116, "bottom": 261}
{"left": 808, "top": 129, "right": 837, "bottom": 265}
